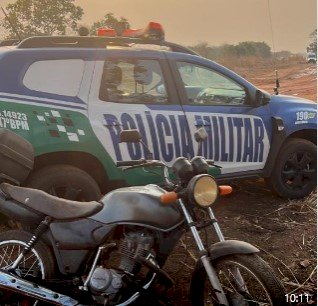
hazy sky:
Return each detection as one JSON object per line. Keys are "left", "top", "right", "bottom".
{"left": 0, "top": 0, "right": 316, "bottom": 52}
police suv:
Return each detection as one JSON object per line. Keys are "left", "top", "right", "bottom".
{"left": 0, "top": 22, "right": 316, "bottom": 200}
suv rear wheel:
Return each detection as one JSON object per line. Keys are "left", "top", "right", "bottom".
{"left": 26, "top": 164, "right": 102, "bottom": 201}
{"left": 266, "top": 138, "right": 316, "bottom": 199}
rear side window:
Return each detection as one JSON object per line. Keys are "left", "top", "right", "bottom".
{"left": 99, "top": 59, "right": 169, "bottom": 104}
{"left": 23, "top": 59, "right": 85, "bottom": 96}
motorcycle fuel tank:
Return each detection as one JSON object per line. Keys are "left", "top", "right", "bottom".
{"left": 91, "top": 184, "right": 184, "bottom": 232}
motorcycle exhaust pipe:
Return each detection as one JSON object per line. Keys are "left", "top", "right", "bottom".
{"left": 0, "top": 269, "right": 81, "bottom": 305}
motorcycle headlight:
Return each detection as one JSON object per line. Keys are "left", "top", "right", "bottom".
{"left": 188, "top": 174, "right": 218, "bottom": 207}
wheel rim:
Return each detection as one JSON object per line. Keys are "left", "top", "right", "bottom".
{"left": 0, "top": 240, "right": 45, "bottom": 279}
{"left": 281, "top": 151, "right": 316, "bottom": 191}
{"left": 204, "top": 260, "right": 273, "bottom": 306}
{"left": 0, "top": 240, "right": 45, "bottom": 305}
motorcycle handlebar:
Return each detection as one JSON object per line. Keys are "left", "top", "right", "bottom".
{"left": 116, "top": 159, "right": 146, "bottom": 167}
{"left": 117, "top": 157, "right": 221, "bottom": 191}
{"left": 206, "top": 159, "right": 222, "bottom": 168}
{"left": 121, "top": 161, "right": 166, "bottom": 170}
{"left": 117, "top": 159, "right": 175, "bottom": 188}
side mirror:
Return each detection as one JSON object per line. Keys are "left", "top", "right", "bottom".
{"left": 194, "top": 127, "right": 208, "bottom": 143}
{"left": 255, "top": 89, "right": 270, "bottom": 106}
{"left": 120, "top": 130, "right": 141, "bottom": 143}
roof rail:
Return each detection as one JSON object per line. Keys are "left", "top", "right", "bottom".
{"left": 16, "top": 36, "right": 199, "bottom": 56}
{"left": 0, "top": 39, "right": 20, "bottom": 47}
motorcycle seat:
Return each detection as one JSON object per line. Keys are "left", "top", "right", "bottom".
{"left": 0, "top": 183, "right": 103, "bottom": 220}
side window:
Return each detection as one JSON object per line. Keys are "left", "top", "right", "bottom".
{"left": 23, "top": 60, "right": 85, "bottom": 96}
{"left": 99, "top": 59, "right": 168, "bottom": 104}
{"left": 177, "top": 61, "right": 246, "bottom": 105}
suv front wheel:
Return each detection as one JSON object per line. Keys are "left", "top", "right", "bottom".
{"left": 266, "top": 138, "right": 317, "bottom": 199}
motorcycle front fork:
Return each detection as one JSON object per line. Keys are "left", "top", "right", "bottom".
{"left": 178, "top": 199, "right": 229, "bottom": 305}
{"left": 179, "top": 199, "right": 244, "bottom": 306}
{"left": 206, "top": 206, "right": 247, "bottom": 293}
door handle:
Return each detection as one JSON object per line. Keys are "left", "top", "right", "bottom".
{"left": 194, "top": 119, "right": 211, "bottom": 127}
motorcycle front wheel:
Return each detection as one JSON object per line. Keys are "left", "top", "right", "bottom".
{"left": 0, "top": 230, "right": 55, "bottom": 305}
{"left": 190, "top": 254, "right": 288, "bottom": 306}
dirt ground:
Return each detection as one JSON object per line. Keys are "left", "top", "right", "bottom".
{"left": 224, "top": 58, "right": 317, "bottom": 102}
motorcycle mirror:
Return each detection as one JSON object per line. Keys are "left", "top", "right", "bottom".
{"left": 120, "top": 129, "right": 154, "bottom": 160}
{"left": 120, "top": 130, "right": 142, "bottom": 143}
{"left": 194, "top": 127, "right": 208, "bottom": 143}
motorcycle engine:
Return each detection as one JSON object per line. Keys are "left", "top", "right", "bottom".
{"left": 89, "top": 268, "right": 123, "bottom": 294}
{"left": 88, "top": 232, "right": 154, "bottom": 304}
{"left": 118, "top": 231, "right": 154, "bottom": 274}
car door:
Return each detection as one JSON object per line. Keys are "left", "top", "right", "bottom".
{"left": 88, "top": 50, "right": 187, "bottom": 165}
{"left": 167, "top": 54, "right": 271, "bottom": 175}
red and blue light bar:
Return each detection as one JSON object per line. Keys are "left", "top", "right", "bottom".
{"left": 97, "top": 22, "right": 165, "bottom": 41}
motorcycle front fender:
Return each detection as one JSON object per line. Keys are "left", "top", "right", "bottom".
{"left": 208, "top": 240, "right": 259, "bottom": 260}
{"left": 191, "top": 240, "right": 259, "bottom": 276}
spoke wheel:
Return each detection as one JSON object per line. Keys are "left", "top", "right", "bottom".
{"left": 204, "top": 260, "right": 273, "bottom": 305}
{"left": 191, "top": 254, "right": 288, "bottom": 306}
{"left": 0, "top": 241, "right": 44, "bottom": 279}
{"left": 0, "top": 231, "right": 55, "bottom": 306}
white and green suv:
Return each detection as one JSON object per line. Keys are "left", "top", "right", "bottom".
{"left": 0, "top": 35, "right": 316, "bottom": 200}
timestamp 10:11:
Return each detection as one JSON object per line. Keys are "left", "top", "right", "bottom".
{"left": 285, "top": 293, "right": 312, "bottom": 304}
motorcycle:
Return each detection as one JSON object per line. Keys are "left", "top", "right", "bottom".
{"left": 0, "top": 128, "right": 288, "bottom": 305}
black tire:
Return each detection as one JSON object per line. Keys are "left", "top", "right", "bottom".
{"left": 0, "top": 230, "right": 55, "bottom": 305}
{"left": 266, "top": 138, "right": 316, "bottom": 199}
{"left": 26, "top": 164, "right": 102, "bottom": 201}
{"left": 191, "top": 254, "right": 288, "bottom": 306}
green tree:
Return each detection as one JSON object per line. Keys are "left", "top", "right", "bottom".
{"left": 90, "top": 13, "right": 130, "bottom": 35}
{"left": 190, "top": 42, "right": 213, "bottom": 58}
{"left": 236, "top": 41, "right": 271, "bottom": 58}
{"left": 0, "top": 26, "right": 7, "bottom": 40}
{"left": 220, "top": 44, "right": 239, "bottom": 57}
{"left": 307, "top": 29, "right": 317, "bottom": 54}
{"left": 1, "top": 0, "right": 83, "bottom": 39}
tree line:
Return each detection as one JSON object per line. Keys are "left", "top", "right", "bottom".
{"left": 0, "top": 0, "right": 315, "bottom": 58}
{"left": 0, "top": 0, "right": 130, "bottom": 39}
{"left": 189, "top": 41, "right": 272, "bottom": 59}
